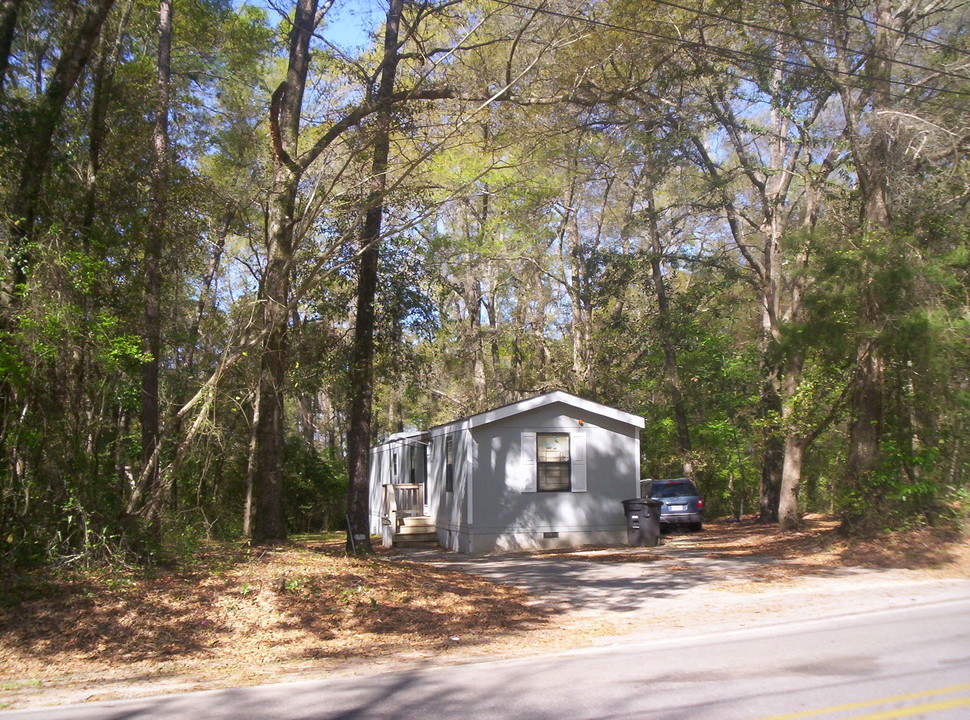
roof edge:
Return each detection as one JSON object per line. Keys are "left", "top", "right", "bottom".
{"left": 455, "top": 390, "right": 645, "bottom": 430}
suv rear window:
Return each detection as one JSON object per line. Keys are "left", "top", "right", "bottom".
{"left": 651, "top": 481, "right": 698, "bottom": 498}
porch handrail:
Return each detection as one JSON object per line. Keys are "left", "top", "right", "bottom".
{"left": 382, "top": 483, "right": 425, "bottom": 531}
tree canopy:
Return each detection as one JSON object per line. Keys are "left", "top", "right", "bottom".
{"left": 0, "top": 0, "right": 966, "bottom": 567}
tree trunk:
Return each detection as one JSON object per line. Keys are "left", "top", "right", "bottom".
{"left": 478, "top": 128, "right": 501, "bottom": 393}
{"left": 947, "top": 377, "right": 968, "bottom": 488}
{"left": 558, "top": 175, "right": 591, "bottom": 395}
{"left": 483, "top": 287, "right": 501, "bottom": 385}
{"left": 568, "top": 230, "right": 591, "bottom": 393}
{"left": 843, "top": 342, "right": 884, "bottom": 530}
{"left": 646, "top": 184, "right": 695, "bottom": 482}
{"left": 0, "top": 0, "right": 22, "bottom": 93}
{"left": 242, "top": 381, "right": 260, "bottom": 538}
{"left": 758, "top": 361, "right": 784, "bottom": 523}
{"left": 292, "top": 307, "right": 318, "bottom": 449}
{"left": 319, "top": 391, "right": 339, "bottom": 455}
{"left": 777, "top": 343, "right": 806, "bottom": 529}
{"left": 775, "top": 235, "right": 816, "bottom": 529}
{"left": 251, "top": 166, "right": 300, "bottom": 543}
{"left": 756, "top": 92, "right": 789, "bottom": 524}
{"left": 462, "top": 274, "right": 487, "bottom": 407}
{"left": 778, "top": 434, "right": 807, "bottom": 530}
{"left": 841, "top": 0, "right": 895, "bottom": 532}
{"left": 298, "top": 392, "right": 317, "bottom": 448}
{"left": 857, "top": 0, "right": 894, "bottom": 235}
{"left": 345, "top": 0, "right": 404, "bottom": 554}
{"left": 138, "top": 0, "right": 172, "bottom": 535}
{"left": 756, "top": 209, "right": 786, "bottom": 523}
{"left": 249, "top": 0, "right": 320, "bottom": 543}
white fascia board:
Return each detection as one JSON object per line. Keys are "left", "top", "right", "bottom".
{"left": 466, "top": 390, "right": 645, "bottom": 429}
{"left": 372, "top": 430, "right": 429, "bottom": 453}
{"left": 386, "top": 430, "right": 424, "bottom": 442}
{"left": 426, "top": 418, "right": 471, "bottom": 438}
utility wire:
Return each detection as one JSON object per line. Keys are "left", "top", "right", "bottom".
{"left": 494, "top": 0, "right": 969, "bottom": 92}
{"left": 790, "top": 0, "right": 970, "bottom": 59}
{"left": 489, "top": 0, "right": 970, "bottom": 107}
{"left": 647, "top": 0, "right": 970, "bottom": 83}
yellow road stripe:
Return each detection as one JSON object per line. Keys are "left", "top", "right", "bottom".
{"left": 754, "top": 684, "right": 970, "bottom": 720}
{"left": 848, "top": 697, "right": 970, "bottom": 719}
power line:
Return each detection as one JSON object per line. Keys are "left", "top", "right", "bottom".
{"left": 790, "top": 0, "right": 970, "bottom": 59}
{"left": 488, "top": 0, "right": 970, "bottom": 107}
{"left": 492, "top": 0, "right": 970, "bottom": 96}
{"left": 648, "top": 0, "right": 970, "bottom": 83}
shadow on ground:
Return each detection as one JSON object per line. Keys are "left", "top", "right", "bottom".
{"left": 406, "top": 517, "right": 968, "bottom": 612}
{"left": 0, "top": 542, "right": 549, "bottom": 671}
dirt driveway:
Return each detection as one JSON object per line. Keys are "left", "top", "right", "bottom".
{"left": 403, "top": 522, "right": 970, "bottom": 629}
{"left": 407, "top": 541, "right": 770, "bottom": 613}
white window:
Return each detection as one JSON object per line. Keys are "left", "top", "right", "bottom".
{"left": 519, "top": 430, "right": 586, "bottom": 493}
{"left": 537, "top": 433, "right": 570, "bottom": 492}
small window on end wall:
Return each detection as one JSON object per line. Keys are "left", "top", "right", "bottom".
{"left": 537, "top": 433, "right": 570, "bottom": 491}
{"left": 445, "top": 435, "right": 454, "bottom": 493}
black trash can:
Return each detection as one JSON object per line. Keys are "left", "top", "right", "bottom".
{"left": 622, "top": 498, "right": 662, "bottom": 547}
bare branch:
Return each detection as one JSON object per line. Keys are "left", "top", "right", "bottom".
{"left": 690, "top": 134, "right": 766, "bottom": 284}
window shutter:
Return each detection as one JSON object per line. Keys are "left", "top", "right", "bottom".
{"left": 571, "top": 432, "right": 587, "bottom": 492}
{"left": 521, "top": 431, "right": 537, "bottom": 493}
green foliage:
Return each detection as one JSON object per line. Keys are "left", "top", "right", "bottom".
{"left": 1, "top": 0, "right": 966, "bottom": 569}
{"left": 283, "top": 436, "right": 348, "bottom": 534}
{"left": 276, "top": 573, "right": 320, "bottom": 595}
{"left": 159, "top": 513, "right": 209, "bottom": 563}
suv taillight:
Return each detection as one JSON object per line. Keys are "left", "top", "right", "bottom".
{"left": 697, "top": 498, "right": 704, "bottom": 509}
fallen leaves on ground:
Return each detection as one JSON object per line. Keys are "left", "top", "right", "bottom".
{"left": 688, "top": 515, "right": 969, "bottom": 574}
{"left": 0, "top": 536, "right": 548, "bottom": 707}
{"left": 1, "top": 519, "right": 966, "bottom": 709}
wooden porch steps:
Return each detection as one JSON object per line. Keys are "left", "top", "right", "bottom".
{"left": 392, "top": 515, "right": 437, "bottom": 547}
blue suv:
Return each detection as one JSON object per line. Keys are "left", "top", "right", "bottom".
{"left": 640, "top": 478, "right": 704, "bottom": 532}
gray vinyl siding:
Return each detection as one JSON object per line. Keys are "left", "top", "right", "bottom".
{"left": 426, "top": 422, "right": 474, "bottom": 552}
{"left": 463, "top": 403, "right": 639, "bottom": 553}
{"left": 368, "top": 433, "right": 428, "bottom": 544}
{"left": 369, "top": 393, "right": 643, "bottom": 554}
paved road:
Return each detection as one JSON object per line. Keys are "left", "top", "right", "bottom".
{"left": 4, "top": 595, "right": 968, "bottom": 719}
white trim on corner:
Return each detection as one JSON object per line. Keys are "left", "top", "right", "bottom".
{"left": 467, "top": 437, "right": 476, "bottom": 524}
{"left": 634, "top": 434, "right": 641, "bottom": 497}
